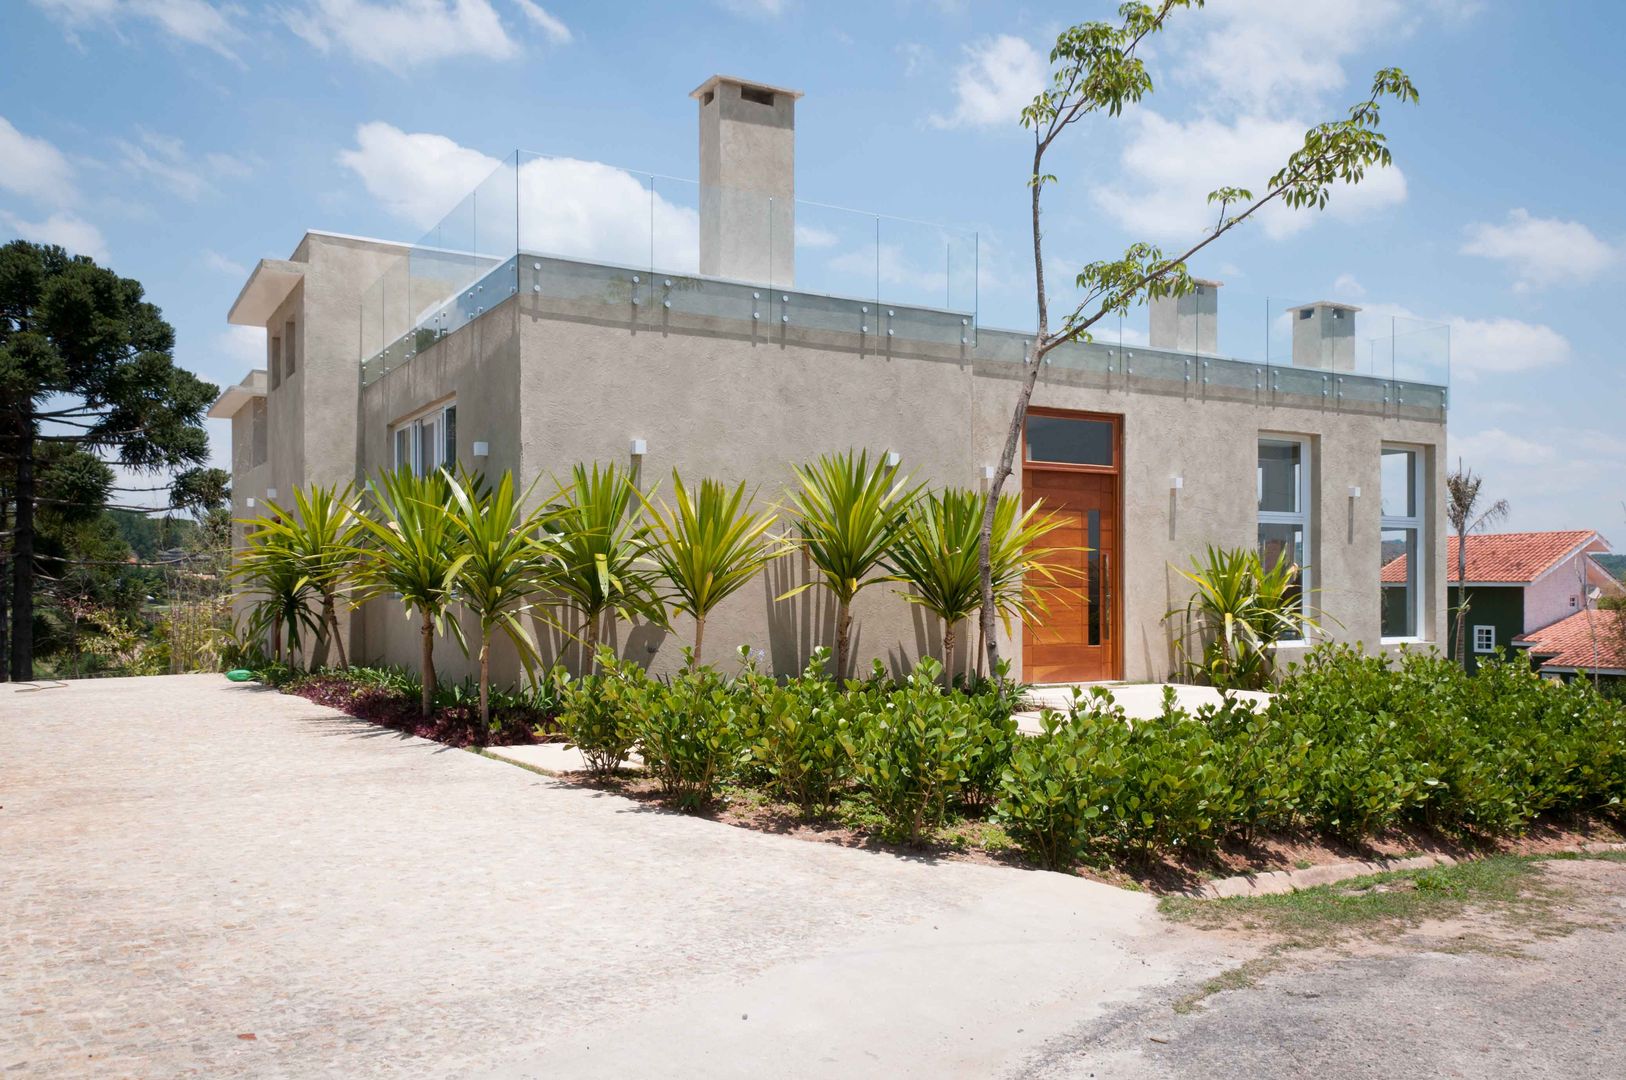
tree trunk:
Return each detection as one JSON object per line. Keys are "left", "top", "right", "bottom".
{"left": 693, "top": 614, "right": 706, "bottom": 668}
{"left": 583, "top": 609, "right": 601, "bottom": 674}
{"left": 943, "top": 618, "right": 956, "bottom": 685}
{"left": 835, "top": 597, "right": 852, "bottom": 680}
{"left": 326, "top": 597, "right": 348, "bottom": 670}
{"left": 9, "top": 422, "right": 34, "bottom": 681}
{"left": 979, "top": 138, "right": 1052, "bottom": 679}
{"left": 0, "top": 504, "right": 11, "bottom": 682}
{"left": 479, "top": 636, "right": 491, "bottom": 730}
{"left": 272, "top": 612, "right": 283, "bottom": 665}
{"left": 419, "top": 613, "right": 436, "bottom": 719}
{"left": 311, "top": 598, "right": 332, "bottom": 670}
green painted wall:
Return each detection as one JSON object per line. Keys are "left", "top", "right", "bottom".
{"left": 1448, "top": 585, "right": 1524, "bottom": 672}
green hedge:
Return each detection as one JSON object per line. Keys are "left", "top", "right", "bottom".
{"left": 556, "top": 643, "right": 1626, "bottom": 871}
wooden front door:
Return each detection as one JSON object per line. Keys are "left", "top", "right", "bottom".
{"left": 1021, "top": 411, "right": 1120, "bottom": 683}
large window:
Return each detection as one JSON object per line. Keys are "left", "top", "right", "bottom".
{"left": 1380, "top": 445, "right": 1425, "bottom": 640}
{"left": 1258, "top": 436, "right": 1310, "bottom": 634}
{"left": 392, "top": 401, "right": 457, "bottom": 477}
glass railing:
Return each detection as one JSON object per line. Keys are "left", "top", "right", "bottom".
{"left": 359, "top": 150, "right": 979, "bottom": 379}
{"left": 357, "top": 152, "right": 1447, "bottom": 418}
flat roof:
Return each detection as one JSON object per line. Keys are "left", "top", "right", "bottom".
{"left": 228, "top": 259, "right": 305, "bottom": 327}
{"left": 690, "top": 74, "right": 804, "bottom": 100}
{"left": 207, "top": 368, "right": 267, "bottom": 419}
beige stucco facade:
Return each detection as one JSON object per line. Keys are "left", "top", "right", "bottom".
{"left": 210, "top": 75, "right": 1449, "bottom": 687}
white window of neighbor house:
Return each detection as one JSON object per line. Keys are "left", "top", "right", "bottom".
{"left": 1258, "top": 436, "right": 1312, "bottom": 637}
{"left": 1473, "top": 624, "right": 1496, "bottom": 653}
{"left": 390, "top": 400, "right": 456, "bottom": 478}
{"left": 1380, "top": 445, "right": 1426, "bottom": 641}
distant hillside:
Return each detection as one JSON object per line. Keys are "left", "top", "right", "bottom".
{"left": 109, "top": 509, "right": 201, "bottom": 560}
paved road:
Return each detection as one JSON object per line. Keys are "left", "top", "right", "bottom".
{"left": 1, "top": 675, "right": 1227, "bottom": 1078}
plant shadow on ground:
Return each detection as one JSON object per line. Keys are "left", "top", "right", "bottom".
{"left": 544, "top": 768, "right": 1030, "bottom": 868}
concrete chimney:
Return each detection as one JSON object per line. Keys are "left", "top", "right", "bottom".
{"left": 692, "top": 75, "right": 801, "bottom": 287}
{"left": 1148, "top": 278, "right": 1219, "bottom": 353}
{"left": 1288, "top": 301, "right": 1358, "bottom": 370}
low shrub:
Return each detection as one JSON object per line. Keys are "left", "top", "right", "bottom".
{"left": 995, "top": 690, "right": 1130, "bottom": 869}
{"left": 749, "top": 647, "right": 851, "bottom": 816}
{"left": 624, "top": 655, "right": 749, "bottom": 810}
{"left": 841, "top": 657, "right": 988, "bottom": 843}
{"left": 556, "top": 649, "right": 647, "bottom": 775}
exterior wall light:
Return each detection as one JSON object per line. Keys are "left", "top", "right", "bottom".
{"left": 266, "top": 487, "right": 278, "bottom": 500}
{"left": 1170, "top": 475, "right": 1184, "bottom": 491}
{"left": 245, "top": 497, "right": 256, "bottom": 509}
{"left": 885, "top": 451, "right": 901, "bottom": 467}
{"left": 472, "top": 441, "right": 490, "bottom": 458}
{"left": 1348, "top": 485, "right": 1362, "bottom": 498}
{"left": 630, "top": 438, "right": 648, "bottom": 457}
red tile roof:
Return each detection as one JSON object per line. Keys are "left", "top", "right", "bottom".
{"left": 1382, "top": 530, "right": 1601, "bottom": 585}
{"left": 1514, "top": 608, "right": 1626, "bottom": 673}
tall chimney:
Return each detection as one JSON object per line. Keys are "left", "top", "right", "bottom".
{"left": 1287, "top": 301, "right": 1358, "bottom": 370}
{"left": 692, "top": 75, "right": 801, "bottom": 287}
{"left": 1148, "top": 278, "right": 1219, "bottom": 353}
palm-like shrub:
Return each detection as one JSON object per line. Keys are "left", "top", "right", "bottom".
{"left": 445, "top": 471, "right": 552, "bottom": 728}
{"left": 884, "top": 488, "right": 983, "bottom": 676}
{"left": 543, "top": 463, "right": 662, "bottom": 671}
{"left": 1168, "top": 544, "right": 1315, "bottom": 690}
{"left": 639, "top": 472, "right": 779, "bottom": 665}
{"left": 354, "top": 468, "right": 466, "bottom": 717}
{"left": 232, "top": 530, "right": 322, "bottom": 666}
{"left": 982, "top": 493, "right": 1077, "bottom": 671}
{"left": 782, "top": 450, "right": 921, "bottom": 677}
{"left": 243, "top": 483, "right": 363, "bottom": 669}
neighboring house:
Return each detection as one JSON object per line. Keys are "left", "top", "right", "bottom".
{"left": 1515, "top": 607, "right": 1626, "bottom": 681}
{"left": 1593, "top": 553, "right": 1626, "bottom": 586}
{"left": 208, "top": 74, "right": 1450, "bottom": 686}
{"left": 1384, "top": 530, "right": 1623, "bottom": 671}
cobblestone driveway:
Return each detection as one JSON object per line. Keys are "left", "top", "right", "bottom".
{"left": 2, "top": 676, "right": 1217, "bottom": 1078}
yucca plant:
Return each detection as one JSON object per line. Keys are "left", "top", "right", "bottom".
{"left": 231, "top": 529, "right": 323, "bottom": 666}
{"left": 884, "top": 488, "right": 984, "bottom": 678}
{"left": 780, "top": 450, "right": 922, "bottom": 677}
{"left": 445, "top": 470, "right": 553, "bottom": 728}
{"left": 242, "top": 483, "right": 364, "bottom": 669}
{"left": 353, "top": 468, "right": 467, "bottom": 717}
{"left": 543, "top": 462, "right": 663, "bottom": 671}
{"left": 986, "top": 493, "right": 1076, "bottom": 634}
{"left": 1168, "top": 544, "right": 1316, "bottom": 690}
{"left": 639, "top": 472, "right": 780, "bottom": 665}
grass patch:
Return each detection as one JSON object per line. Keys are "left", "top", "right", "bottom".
{"left": 1172, "top": 957, "right": 1279, "bottom": 1014}
{"left": 1159, "top": 854, "right": 1580, "bottom": 947}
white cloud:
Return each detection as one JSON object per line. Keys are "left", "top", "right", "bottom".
{"left": 1092, "top": 109, "right": 1407, "bottom": 242}
{"left": 283, "top": 0, "right": 520, "bottom": 67}
{"left": 1449, "top": 427, "right": 1559, "bottom": 469}
{"left": 0, "top": 210, "right": 110, "bottom": 262}
{"left": 32, "top": 0, "right": 244, "bottom": 60}
{"left": 1461, "top": 208, "right": 1618, "bottom": 292}
{"left": 1446, "top": 315, "right": 1572, "bottom": 378}
{"left": 0, "top": 116, "right": 77, "bottom": 206}
{"left": 717, "top": 0, "right": 789, "bottom": 17}
{"left": 217, "top": 324, "right": 268, "bottom": 369}
{"left": 510, "top": 0, "right": 569, "bottom": 44}
{"left": 929, "top": 35, "right": 1045, "bottom": 130}
{"left": 1332, "top": 273, "right": 1365, "bottom": 298}
{"left": 115, "top": 129, "right": 209, "bottom": 200}
{"left": 338, "top": 122, "right": 504, "bottom": 230}
{"left": 336, "top": 122, "right": 699, "bottom": 266}
{"left": 896, "top": 42, "right": 930, "bottom": 77}
{"left": 795, "top": 225, "right": 838, "bottom": 249}
{"left": 203, "top": 249, "right": 248, "bottom": 276}
{"left": 1172, "top": 0, "right": 1475, "bottom": 115}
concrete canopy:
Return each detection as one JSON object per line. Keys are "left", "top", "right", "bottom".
{"left": 228, "top": 259, "right": 304, "bottom": 327}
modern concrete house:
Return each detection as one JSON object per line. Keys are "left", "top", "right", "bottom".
{"left": 209, "top": 75, "right": 1451, "bottom": 686}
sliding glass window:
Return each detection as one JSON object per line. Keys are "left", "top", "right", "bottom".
{"left": 1258, "top": 436, "right": 1311, "bottom": 637}
{"left": 1380, "top": 445, "right": 1425, "bottom": 640}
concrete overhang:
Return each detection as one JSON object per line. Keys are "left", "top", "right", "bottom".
{"left": 207, "top": 369, "right": 267, "bottom": 419}
{"left": 690, "top": 74, "right": 804, "bottom": 101}
{"left": 228, "top": 259, "right": 305, "bottom": 327}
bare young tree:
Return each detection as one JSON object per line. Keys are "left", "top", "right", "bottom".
{"left": 975, "top": 0, "right": 1419, "bottom": 675}
{"left": 1446, "top": 462, "right": 1510, "bottom": 668}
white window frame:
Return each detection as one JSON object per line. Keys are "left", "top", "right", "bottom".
{"left": 1473, "top": 624, "right": 1496, "bottom": 653}
{"left": 1258, "top": 435, "right": 1312, "bottom": 645}
{"left": 1380, "top": 444, "right": 1427, "bottom": 643}
{"left": 391, "top": 399, "right": 457, "bottom": 478}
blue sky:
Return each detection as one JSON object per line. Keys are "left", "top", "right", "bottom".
{"left": 2, "top": 0, "right": 1622, "bottom": 533}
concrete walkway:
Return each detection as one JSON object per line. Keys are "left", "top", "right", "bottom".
{"left": 1016, "top": 682, "right": 1272, "bottom": 732}
{"left": 2, "top": 675, "right": 1231, "bottom": 1079}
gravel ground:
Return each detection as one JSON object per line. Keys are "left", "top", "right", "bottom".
{"left": 1, "top": 674, "right": 1227, "bottom": 1079}
{"left": 1019, "top": 858, "right": 1626, "bottom": 1079}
